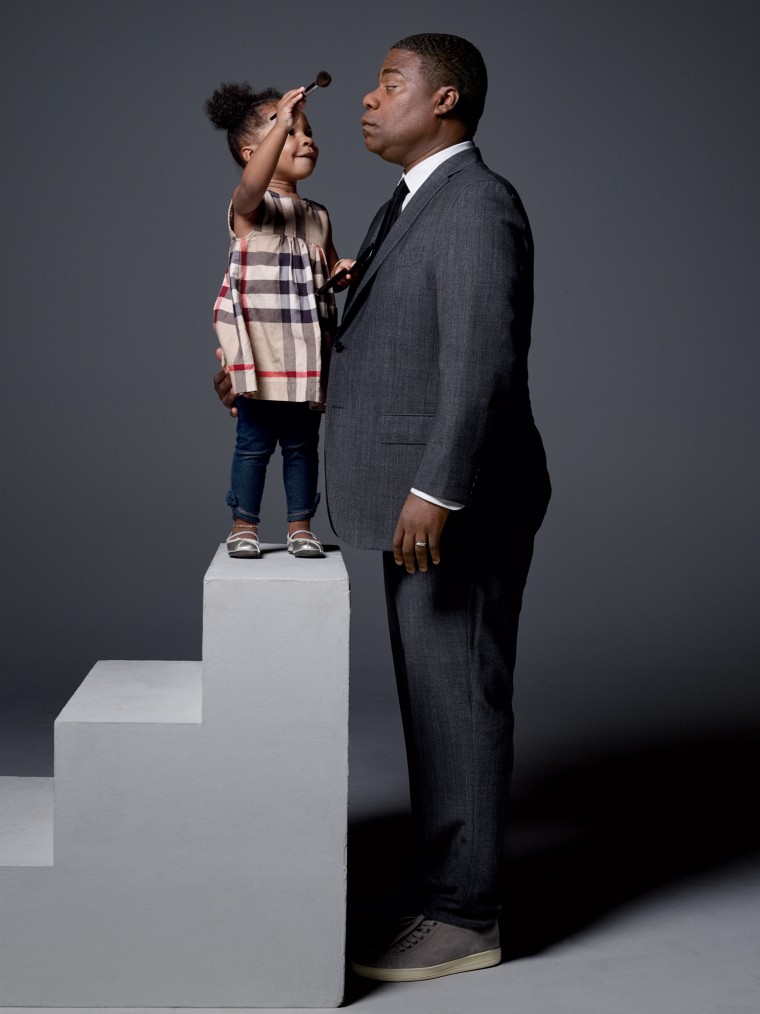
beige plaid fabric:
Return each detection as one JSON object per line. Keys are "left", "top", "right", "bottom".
{"left": 213, "top": 191, "right": 336, "bottom": 404}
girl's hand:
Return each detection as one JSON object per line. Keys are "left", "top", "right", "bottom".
{"left": 330, "top": 258, "right": 356, "bottom": 291}
{"left": 273, "top": 87, "right": 307, "bottom": 131}
{"left": 214, "top": 347, "right": 238, "bottom": 417}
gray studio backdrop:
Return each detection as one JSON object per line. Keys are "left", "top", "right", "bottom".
{"left": 2, "top": 1, "right": 759, "bottom": 774}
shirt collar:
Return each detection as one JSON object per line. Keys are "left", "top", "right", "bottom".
{"left": 401, "top": 140, "right": 475, "bottom": 206}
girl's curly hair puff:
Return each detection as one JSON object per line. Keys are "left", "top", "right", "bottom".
{"left": 205, "top": 82, "right": 282, "bottom": 167}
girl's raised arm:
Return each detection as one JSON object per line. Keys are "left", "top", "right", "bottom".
{"left": 232, "top": 88, "right": 306, "bottom": 221}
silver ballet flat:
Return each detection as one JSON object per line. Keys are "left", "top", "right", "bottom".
{"left": 287, "top": 530, "right": 325, "bottom": 558}
{"left": 226, "top": 528, "right": 261, "bottom": 558}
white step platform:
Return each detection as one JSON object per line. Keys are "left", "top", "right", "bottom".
{"left": 0, "top": 545, "right": 350, "bottom": 1008}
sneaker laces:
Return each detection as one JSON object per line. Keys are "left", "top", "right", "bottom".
{"left": 390, "top": 916, "right": 438, "bottom": 953}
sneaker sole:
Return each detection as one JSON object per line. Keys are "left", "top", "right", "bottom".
{"left": 351, "top": 946, "right": 501, "bottom": 982}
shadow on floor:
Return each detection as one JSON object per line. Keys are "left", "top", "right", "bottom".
{"left": 4, "top": 710, "right": 758, "bottom": 1004}
{"left": 500, "top": 725, "right": 760, "bottom": 959}
{"left": 345, "top": 723, "right": 760, "bottom": 1001}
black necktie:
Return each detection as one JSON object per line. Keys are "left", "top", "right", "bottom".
{"left": 372, "top": 179, "right": 409, "bottom": 253}
{"left": 336, "top": 179, "right": 410, "bottom": 351}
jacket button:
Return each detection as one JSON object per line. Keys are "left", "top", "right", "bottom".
{"left": 335, "top": 339, "right": 345, "bottom": 353}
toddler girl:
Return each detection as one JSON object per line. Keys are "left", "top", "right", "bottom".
{"left": 207, "top": 81, "right": 344, "bottom": 558}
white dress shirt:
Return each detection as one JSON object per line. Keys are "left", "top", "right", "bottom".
{"left": 397, "top": 141, "right": 475, "bottom": 511}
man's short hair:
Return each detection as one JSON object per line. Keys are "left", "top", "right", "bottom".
{"left": 391, "top": 33, "right": 488, "bottom": 136}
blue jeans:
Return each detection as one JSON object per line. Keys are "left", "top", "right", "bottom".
{"left": 226, "top": 398, "right": 322, "bottom": 526}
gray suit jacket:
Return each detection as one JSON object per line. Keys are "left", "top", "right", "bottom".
{"left": 324, "top": 148, "right": 550, "bottom": 550}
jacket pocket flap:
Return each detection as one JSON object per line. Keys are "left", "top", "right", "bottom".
{"left": 379, "top": 413, "right": 434, "bottom": 445}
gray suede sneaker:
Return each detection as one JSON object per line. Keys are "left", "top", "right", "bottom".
{"left": 351, "top": 914, "right": 501, "bottom": 982}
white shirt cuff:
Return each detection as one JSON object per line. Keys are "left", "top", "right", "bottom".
{"left": 410, "top": 488, "right": 464, "bottom": 511}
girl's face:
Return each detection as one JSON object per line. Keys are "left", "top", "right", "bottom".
{"left": 267, "top": 109, "right": 319, "bottom": 183}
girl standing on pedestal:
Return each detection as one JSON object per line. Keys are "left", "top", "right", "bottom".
{"left": 207, "top": 82, "right": 348, "bottom": 558}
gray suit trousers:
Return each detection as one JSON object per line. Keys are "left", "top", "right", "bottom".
{"left": 382, "top": 501, "right": 543, "bottom": 928}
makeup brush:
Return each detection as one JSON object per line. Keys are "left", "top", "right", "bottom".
{"left": 269, "top": 72, "right": 332, "bottom": 119}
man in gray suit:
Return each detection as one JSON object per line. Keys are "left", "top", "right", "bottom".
{"left": 216, "top": 34, "right": 550, "bottom": 982}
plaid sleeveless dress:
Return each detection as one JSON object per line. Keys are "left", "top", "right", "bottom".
{"left": 213, "top": 191, "right": 336, "bottom": 404}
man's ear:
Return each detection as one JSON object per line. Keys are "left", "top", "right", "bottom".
{"left": 434, "top": 85, "right": 460, "bottom": 118}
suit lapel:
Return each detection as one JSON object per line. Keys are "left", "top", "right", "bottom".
{"left": 341, "top": 205, "right": 385, "bottom": 319}
{"left": 340, "top": 148, "right": 482, "bottom": 330}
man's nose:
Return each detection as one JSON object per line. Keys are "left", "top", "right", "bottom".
{"left": 363, "top": 89, "right": 379, "bottom": 109}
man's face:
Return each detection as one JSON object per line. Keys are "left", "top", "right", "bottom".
{"left": 361, "top": 49, "right": 442, "bottom": 170}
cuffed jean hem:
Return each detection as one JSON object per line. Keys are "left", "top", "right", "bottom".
{"left": 287, "top": 491, "right": 321, "bottom": 523}
{"left": 230, "top": 507, "right": 260, "bottom": 525}
{"left": 226, "top": 491, "right": 261, "bottom": 526}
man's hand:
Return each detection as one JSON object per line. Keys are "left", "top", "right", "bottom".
{"left": 393, "top": 493, "right": 449, "bottom": 574}
{"left": 214, "top": 348, "right": 238, "bottom": 418}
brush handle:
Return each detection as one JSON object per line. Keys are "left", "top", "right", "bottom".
{"left": 269, "top": 73, "right": 330, "bottom": 118}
